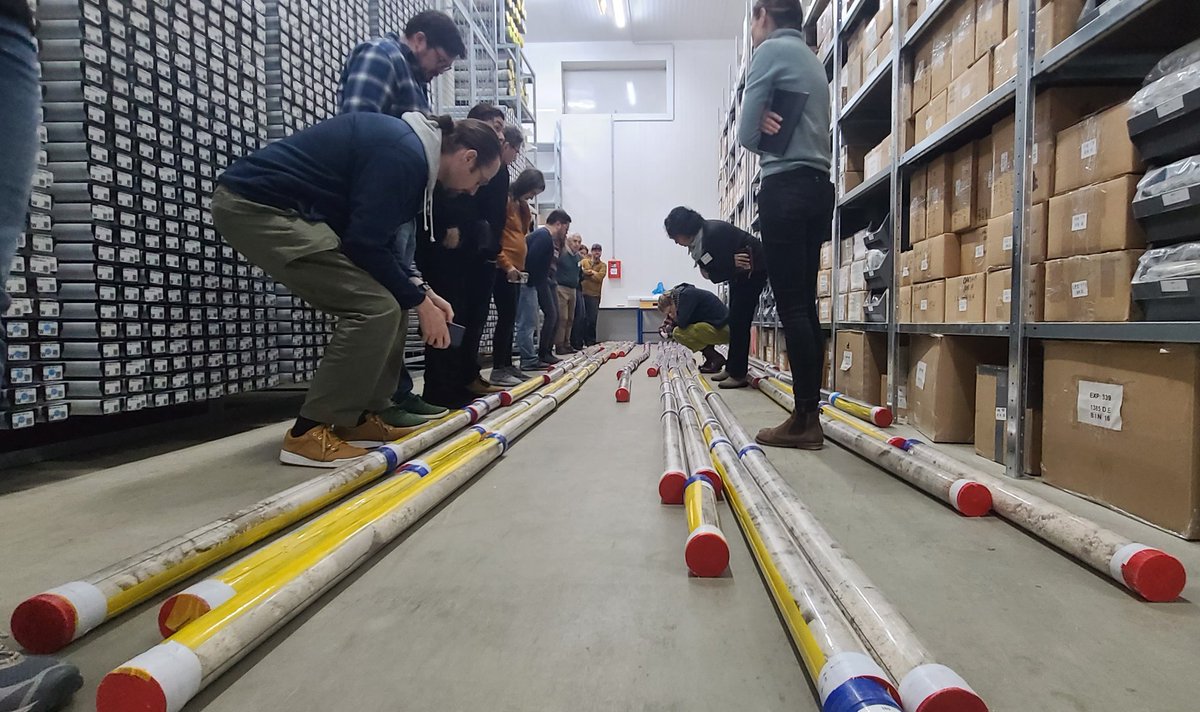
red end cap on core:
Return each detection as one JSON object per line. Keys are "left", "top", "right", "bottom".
{"left": 97, "top": 670, "right": 169, "bottom": 712}
{"left": 953, "top": 481, "right": 993, "bottom": 517}
{"left": 1123, "top": 548, "right": 1187, "bottom": 602}
{"left": 10, "top": 594, "right": 77, "bottom": 655}
{"left": 871, "top": 407, "right": 895, "bottom": 428}
{"left": 616, "top": 387, "right": 630, "bottom": 403}
{"left": 647, "top": 366, "right": 659, "bottom": 377}
{"left": 659, "top": 471, "right": 687, "bottom": 505}
{"left": 685, "top": 532, "right": 730, "bottom": 578}
{"left": 499, "top": 392, "right": 513, "bottom": 406}
{"left": 915, "top": 687, "right": 990, "bottom": 712}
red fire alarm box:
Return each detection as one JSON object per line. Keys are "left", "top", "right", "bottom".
{"left": 608, "top": 260, "right": 622, "bottom": 279}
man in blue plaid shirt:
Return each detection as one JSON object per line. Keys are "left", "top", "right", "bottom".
{"left": 338, "top": 10, "right": 465, "bottom": 116}
{"left": 337, "top": 10, "right": 466, "bottom": 427}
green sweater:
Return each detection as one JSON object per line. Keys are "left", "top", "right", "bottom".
{"left": 556, "top": 251, "right": 582, "bottom": 288}
{"left": 737, "top": 28, "right": 832, "bottom": 177}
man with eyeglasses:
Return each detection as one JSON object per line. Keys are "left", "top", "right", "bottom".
{"left": 337, "top": 10, "right": 467, "bottom": 428}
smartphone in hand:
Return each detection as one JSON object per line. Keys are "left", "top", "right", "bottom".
{"left": 448, "top": 322, "right": 466, "bottom": 348}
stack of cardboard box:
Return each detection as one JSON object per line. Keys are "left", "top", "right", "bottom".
{"left": 907, "top": 0, "right": 1013, "bottom": 149}
{"left": 843, "top": 0, "right": 896, "bottom": 104}
{"left": 816, "top": 1, "right": 835, "bottom": 60}
{"left": 817, "top": 242, "right": 834, "bottom": 324}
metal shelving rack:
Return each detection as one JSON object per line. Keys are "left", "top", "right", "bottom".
{"left": 726, "top": 0, "right": 1200, "bottom": 480}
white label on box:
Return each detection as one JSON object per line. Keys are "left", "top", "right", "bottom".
{"left": 1162, "top": 188, "right": 1191, "bottom": 207}
{"left": 919, "top": 299, "right": 929, "bottom": 311}
{"left": 1002, "top": 288, "right": 1012, "bottom": 304}
{"left": 1071, "top": 213, "right": 1088, "bottom": 231}
{"left": 915, "top": 361, "right": 928, "bottom": 389}
{"left": 1000, "top": 152, "right": 1011, "bottom": 172}
{"left": 1002, "top": 235, "right": 1014, "bottom": 251}
{"left": 1160, "top": 279, "right": 1189, "bottom": 293}
{"left": 1076, "top": 380, "right": 1123, "bottom": 431}
{"left": 995, "top": 406, "right": 1007, "bottom": 421}
{"left": 1031, "top": 143, "right": 1039, "bottom": 165}
{"left": 840, "top": 350, "right": 853, "bottom": 371}
{"left": 897, "top": 386, "right": 908, "bottom": 409}
{"left": 1071, "top": 280, "right": 1089, "bottom": 298}
{"left": 1080, "top": 138, "right": 1098, "bottom": 160}
{"left": 975, "top": 245, "right": 985, "bottom": 259}
{"left": 955, "top": 178, "right": 966, "bottom": 196}
{"left": 920, "top": 258, "right": 929, "bottom": 271}
{"left": 1156, "top": 95, "right": 1186, "bottom": 119}
{"left": 902, "top": 266, "right": 910, "bottom": 277}
{"left": 958, "top": 298, "right": 968, "bottom": 312}
{"left": 961, "top": 85, "right": 971, "bottom": 101}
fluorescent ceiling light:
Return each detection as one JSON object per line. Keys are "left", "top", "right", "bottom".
{"left": 626, "top": 81, "right": 637, "bottom": 107}
{"left": 596, "top": 0, "right": 608, "bottom": 15}
{"left": 613, "top": 0, "right": 627, "bottom": 28}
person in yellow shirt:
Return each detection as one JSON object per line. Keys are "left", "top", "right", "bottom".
{"left": 579, "top": 243, "right": 607, "bottom": 347}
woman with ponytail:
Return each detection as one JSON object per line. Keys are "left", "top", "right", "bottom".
{"left": 737, "top": 0, "right": 834, "bottom": 450}
{"left": 213, "top": 112, "right": 501, "bottom": 467}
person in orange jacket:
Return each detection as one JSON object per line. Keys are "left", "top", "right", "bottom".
{"left": 489, "top": 168, "right": 545, "bottom": 386}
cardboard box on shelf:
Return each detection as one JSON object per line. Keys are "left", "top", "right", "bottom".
{"left": 1043, "top": 249, "right": 1143, "bottom": 322}
{"left": 950, "top": 0, "right": 977, "bottom": 79}
{"left": 975, "top": 134, "right": 993, "bottom": 227}
{"left": 865, "top": 43, "right": 883, "bottom": 77}
{"left": 899, "top": 284, "right": 913, "bottom": 321}
{"left": 1042, "top": 341, "right": 1200, "bottom": 539}
{"left": 925, "top": 153, "right": 953, "bottom": 237}
{"left": 907, "top": 334, "right": 1005, "bottom": 442}
{"left": 912, "top": 42, "right": 933, "bottom": 114}
{"left": 946, "top": 273, "right": 986, "bottom": 322}
{"left": 848, "top": 290, "right": 868, "bottom": 322}
{"left": 851, "top": 259, "right": 868, "bottom": 292}
{"left": 1047, "top": 175, "right": 1145, "bottom": 259}
{"left": 950, "top": 143, "right": 977, "bottom": 233}
{"left": 914, "top": 232, "right": 961, "bottom": 282}
{"left": 947, "top": 55, "right": 992, "bottom": 122}
{"left": 993, "top": 32, "right": 1018, "bottom": 86}
{"left": 838, "top": 264, "right": 851, "bottom": 293}
{"left": 991, "top": 115, "right": 1015, "bottom": 218}
{"left": 865, "top": 134, "right": 894, "bottom": 179}
{"left": 975, "top": 0, "right": 1007, "bottom": 59}
{"left": 975, "top": 364, "right": 1042, "bottom": 475}
{"left": 1035, "top": 0, "right": 1086, "bottom": 60}
{"left": 818, "top": 297, "right": 833, "bottom": 323}
{"left": 985, "top": 202, "right": 1048, "bottom": 268}
{"left": 909, "top": 166, "right": 927, "bottom": 243}
{"left": 985, "top": 264, "right": 1046, "bottom": 322}
{"left": 913, "top": 279, "right": 947, "bottom": 322}
{"left": 835, "top": 293, "right": 848, "bottom": 321}
{"left": 960, "top": 226, "right": 988, "bottom": 274}
{"left": 930, "top": 26, "right": 954, "bottom": 98}
{"left": 841, "top": 236, "right": 854, "bottom": 266}
{"left": 915, "top": 90, "right": 948, "bottom": 145}
{"left": 821, "top": 242, "right": 834, "bottom": 270}
{"left": 875, "top": 0, "right": 895, "bottom": 41}
{"left": 840, "top": 170, "right": 865, "bottom": 196}
{"left": 1054, "top": 104, "right": 1145, "bottom": 196}
{"left": 901, "top": 250, "right": 914, "bottom": 286}
{"left": 878, "top": 26, "right": 895, "bottom": 62}
{"left": 817, "top": 269, "right": 833, "bottom": 298}
{"left": 1031, "top": 87, "right": 1132, "bottom": 205}
{"left": 834, "top": 329, "right": 887, "bottom": 403}
{"left": 1008, "top": 0, "right": 1018, "bottom": 32}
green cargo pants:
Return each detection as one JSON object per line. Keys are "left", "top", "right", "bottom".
{"left": 212, "top": 186, "right": 408, "bottom": 427}
{"left": 672, "top": 322, "right": 731, "bottom": 353}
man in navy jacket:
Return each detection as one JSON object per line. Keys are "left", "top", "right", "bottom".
{"left": 516, "top": 210, "right": 572, "bottom": 370}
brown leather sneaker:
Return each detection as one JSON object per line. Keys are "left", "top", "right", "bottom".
{"left": 280, "top": 425, "right": 371, "bottom": 468}
{"left": 755, "top": 411, "right": 824, "bottom": 450}
{"left": 467, "top": 378, "right": 505, "bottom": 395}
{"left": 333, "top": 414, "right": 421, "bottom": 447}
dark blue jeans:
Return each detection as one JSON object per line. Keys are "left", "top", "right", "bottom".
{"left": 0, "top": 17, "right": 40, "bottom": 393}
{"left": 756, "top": 167, "right": 834, "bottom": 409}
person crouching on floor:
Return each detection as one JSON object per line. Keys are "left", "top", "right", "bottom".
{"left": 657, "top": 284, "right": 730, "bottom": 373}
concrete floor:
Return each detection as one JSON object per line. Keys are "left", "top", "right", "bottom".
{"left": 1, "top": 367, "right": 1198, "bottom": 711}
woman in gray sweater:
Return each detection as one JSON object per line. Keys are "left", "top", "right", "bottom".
{"left": 737, "top": 0, "right": 834, "bottom": 450}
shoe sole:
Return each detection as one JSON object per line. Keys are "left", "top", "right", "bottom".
{"left": 718, "top": 382, "right": 750, "bottom": 390}
{"left": 753, "top": 437, "right": 824, "bottom": 450}
{"left": 279, "top": 450, "right": 368, "bottom": 468}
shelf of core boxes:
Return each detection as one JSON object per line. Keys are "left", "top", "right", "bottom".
{"left": 901, "top": 0, "right": 959, "bottom": 49}
{"left": 900, "top": 78, "right": 1015, "bottom": 167}
{"left": 839, "top": 0, "right": 877, "bottom": 37}
{"left": 841, "top": 55, "right": 894, "bottom": 120}
{"left": 840, "top": 321, "right": 888, "bottom": 333}
{"left": 838, "top": 168, "right": 891, "bottom": 208}
{"left": 1034, "top": 0, "right": 1200, "bottom": 81}
{"left": 806, "top": 0, "right": 832, "bottom": 33}
{"left": 899, "top": 323, "right": 1009, "bottom": 337}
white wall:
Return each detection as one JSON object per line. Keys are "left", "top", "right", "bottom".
{"left": 524, "top": 40, "right": 737, "bottom": 308}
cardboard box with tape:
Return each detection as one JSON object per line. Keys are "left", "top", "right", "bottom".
{"left": 1047, "top": 174, "right": 1146, "bottom": 259}
{"left": 985, "top": 264, "right": 1046, "bottom": 322}
{"left": 913, "top": 279, "right": 947, "bottom": 322}
{"left": 834, "top": 329, "right": 887, "bottom": 404}
{"left": 1042, "top": 341, "right": 1200, "bottom": 538}
{"left": 975, "top": 364, "right": 1042, "bottom": 474}
{"left": 946, "top": 273, "right": 986, "bottom": 323}
{"left": 985, "top": 203, "right": 1048, "bottom": 268}
{"left": 914, "top": 232, "right": 961, "bottom": 282}
{"left": 907, "top": 334, "right": 1005, "bottom": 442}
{"left": 1054, "top": 103, "right": 1145, "bottom": 196}
{"left": 1043, "top": 249, "right": 1143, "bottom": 322}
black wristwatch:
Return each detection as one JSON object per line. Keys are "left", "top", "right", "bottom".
{"left": 417, "top": 282, "right": 432, "bottom": 296}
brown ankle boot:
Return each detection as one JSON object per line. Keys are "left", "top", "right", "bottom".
{"left": 756, "top": 410, "right": 824, "bottom": 450}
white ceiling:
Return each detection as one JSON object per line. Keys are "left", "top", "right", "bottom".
{"left": 526, "top": 0, "right": 749, "bottom": 43}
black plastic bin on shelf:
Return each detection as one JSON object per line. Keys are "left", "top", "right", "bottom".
{"left": 1132, "top": 182, "right": 1200, "bottom": 246}
{"left": 864, "top": 290, "right": 889, "bottom": 323}
{"left": 1128, "top": 86, "right": 1200, "bottom": 166}
{"left": 863, "top": 214, "right": 891, "bottom": 250}
{"left": 1132, "top": 278, "right": 1200, "bottom": 320}
{"left": 864, "top": 249, "right": 892, "bottom": 290}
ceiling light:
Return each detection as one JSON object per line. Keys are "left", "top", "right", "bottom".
{"left": 626, "top": 81, "right": 637, "bottom": 107}
{"left": 613, "top": 0, "right": 627, "bottom": 28}
{"left": 596, "top": 0, "right": 608, "bottom": 16}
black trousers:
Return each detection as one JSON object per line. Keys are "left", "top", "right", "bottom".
{"left": 491, "top": 269, "right": 519, "bottom": 369}
{"left": 583, "top": 295, "right": 600, "bottom": 345}
{"left": 535, "top": 279, "right": 558, "bottom": 362}
{"left": 419, "top": 244, "right": 490, "bottom": 408}
{"left": 756, "top": 167, "right": 834, "bottom": 410}
{"left": 457, "top": 257, "right": 496, "bottom": 385}
{"left": 726, "top": 272, "right": 768, "bottom": 379}
{"left": 570, "top": 287, "right": 586, "bottom": 349}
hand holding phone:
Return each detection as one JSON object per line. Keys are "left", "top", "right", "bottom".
{"left": 448, "top": 322, "right": 466, "bottom": 348}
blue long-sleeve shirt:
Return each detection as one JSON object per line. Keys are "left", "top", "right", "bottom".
{"left": 337, "top": 33, "right": 431, "bottom": 116}
{"left": 525, "top": 228, "right": 555, "bottom": 285}
{"left": 218, "top": 113, "right": 429, "bottom": 308}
